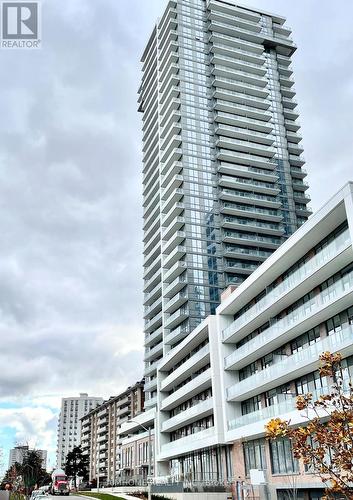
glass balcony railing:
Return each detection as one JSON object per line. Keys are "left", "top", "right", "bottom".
{"left": 228, "top": 385, "right": 340, "bottom": 431}
{"left": 221, "top": 175, "right": 278, "bottom": 191}
{"left": 221, "top": 188, "right": 279, "bottom": 204}
{"left": 223, "top": 228, "right": 351, "bottom": 341}
{"left": 217, "top": 123, "right": 274, "bottom": 140}
{"left": 224, "top": 268, "right": 353, "bottom": 366}
{"left": 223, "top": 216, "right": 283, "bottom": 232}
{"left": 226, "top": 326, "right": 353, "bottom": 398}
{"left": 223, "top": 230, "right": 281, "bottom": 246}
{"left": 222, "top": 202, "right": 280, "bottom": 218}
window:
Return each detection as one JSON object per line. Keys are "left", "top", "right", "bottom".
{"left": 291, "top": 326, "right": 320, "bottom": 353}
{"left": 270, "top": 438, "right": 299, "bottom": 474}
{"left": 265, "top": 384, "right": 292, "bottom": 407}
{"left": 241, "top": 395, "right": 262, "bottom": 416}
{"left": 243, "top": 439, "right": 266, "bottom": 475}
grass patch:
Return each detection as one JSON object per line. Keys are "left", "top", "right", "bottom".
{"left": 77, "top": 493, "right": 125, "bottom": 500}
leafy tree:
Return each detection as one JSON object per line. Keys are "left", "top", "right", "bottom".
{"left": 65, "top": 446, "right": 88, "bottom": 488}
{"left": 1, "top": 463, "right": 22, "bottom": 489}
{"left": 266, "top": 352, "right": 353, "bottom": 499}
{"left": 21, "top": 450, "right": 51, "bottom": 489}
{"left": 1, "top": 451, "right": 50, "bottom": 493}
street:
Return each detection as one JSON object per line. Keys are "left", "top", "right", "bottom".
{"left": 46, "top": 496, "right": 82, "bottom": 500}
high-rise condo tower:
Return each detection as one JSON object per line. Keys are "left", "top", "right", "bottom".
{"left": 139, "top": 0, "right": 310, "bottom": 408}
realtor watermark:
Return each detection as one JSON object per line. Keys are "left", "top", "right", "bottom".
{"left": 1, "top": 1, "right": 41, "bottom": 48}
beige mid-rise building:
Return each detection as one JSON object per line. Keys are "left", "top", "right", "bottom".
{"left": 80, "top": 381, "right": 144, "bottom": 485}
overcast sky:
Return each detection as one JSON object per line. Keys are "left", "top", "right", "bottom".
{"left": 0, "top": 0, "right": 352, "bottom": 472}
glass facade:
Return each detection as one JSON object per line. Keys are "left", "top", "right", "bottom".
{"left": 141, "top": 0, "right": 310, "bottom": 408}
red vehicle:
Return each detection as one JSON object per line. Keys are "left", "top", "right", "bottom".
{"left": 50, "top": 469, "right": 70, "bottom": 496}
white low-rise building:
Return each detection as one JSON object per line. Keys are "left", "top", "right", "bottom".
{"left": 155, "top": 182, "right": 353, "bottom": 500}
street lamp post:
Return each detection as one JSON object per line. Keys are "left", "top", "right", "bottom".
{"left": 129, "top": 421, "right": 152, "bottom": 500}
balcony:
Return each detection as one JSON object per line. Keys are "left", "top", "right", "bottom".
{"left": 209, "top": 31, "right": 263, "bottom": 55}
{"left": 219, "top": 188, "right": 281, "bottom": 209}
{"left": 164, "top": 290, "right": 188, "bottom": 315}
{"left": 287, "top": 142, "right": 304, "bottom": 156}
{"left": 211, "top": 42, "right": 265, "bottom": 65}
{"left": 209, "top": 20, "right": 263, "bottom": 44}
{"left": 214, "top": 100, "right": 271, "bottom": 121}
{"left": 219, "top": 175, "right": 279, "bottom": 195}
{"left": 144, "top": 281, "right": 162, "bottom": 307}
{"left": 164, "top": 274, "right": 187, "bottom": 298}
{"left": 143, "top": 254, "right": 161, "bottom": 280}
{"left": 224, "top": 268, "right": 353, "bottom": 370}
{"left": 212, "top": 76, "right": 269, "bottom": 99}
{"left": 144, "top": 341, "right": 163, "bottom": 362}
{"left": 216, "top": 137, "right": 275, "bottom": 158}
{"left": 144, "top": 377, "right": 158, "bottom": 392}
{"left": 162, "top": 216, "right": 185, "bottom": 241}
{"left": 217, "top": 149, "right": 277, "bottom": 169}
{"left": 222, "top": 216, "right": 284, "bottom": 237}
{"left": 290, "top": 166, "right": 307, "bottom": 179}
{"left": 145, "top": 326, "right": 163, "bottom": 347}
{"left": 228, "top": 397, "right": 295, "bottom": 431}
{"left": 223, "top": 227, "right": 351, "bottom": 344}
{"left": 292, "top": 180, "right": 309, "bottom": 192}
{"left": 144, "top": 396, "right": 157, "bottom": 408}
{"left": 161, "top": 368, "right": 212, "bottom": 411}
{"left": 210, "top": 54, "right": 266, "bottom": 76}
{"left": 161, "top": 398, "right": 214, "bottom": 433}
{"left": 161, "top": 160, "right": 182, "bottom": 186}
{"left": 164, "top": 306, "right": 189, "bottom": 330}
{"left": 163, "top": 244, "right": 186, "bottom": 269}
{"left": 215, "top": 123, "right": 274, "bottom": 146}
{"left": 161, "top": 344, "right": 210, "bottom": 392}
{"left": 144, "top": 295, "right": 162, "bottom": 320}
{"left": 162, "top": 201, "right": 184, "bottom": 227}
{"left": 162, "top": 230, "right": 186, "bottom": 255}
{"left": 285, "top": 119, "right": 300, "bottom": 132}
{"left": 162, "top": 187, "right": 184, "bottom": 214}
{"left": 289, "top": 155, "right": 305, "bottom": 167}
{"left": 164, "top": 323, "right": 190, "bottom": 346}
{"left": 160, "top": 427, "right": 215, "bottom": 459}
{"left": 212, "top": 65, "right": 267, "bottom": 87}
{"left": 145, "top": 310, "right": 162, "bottom": 334}
{"left": 215, "top": 111, "right": 273, "bottom": 133}
{"left": 213, "top": 88, "right": 270, "bottom": 110}
{"left": 220, "top": 201, "right": 282, "bottom": 222}
{"left": 218, "top": 162, "right": 277, "bottom": 182}
{"left": 227, "top": 326, "right": 353, "bottom": 402}
{"left": 164, "top": 260, "right": 187, "bottom": 283}
{"left": 160, "top": 100, "right": 181, "bottom": 128}
{"left": 222, "top": 230, "right": 282, "bottom": 250}
{"left": 223, "top": 245, "right": 272, "bottom": 261}
{"left": 160, "top": 147, "right": 183, "bottom": 173}
{"left": 143, "top": 268, "right": 161, "bottom": 294}
{"left": 144, "top": 359, "right": 160, "bottom": 378}
{"left": 208, "top": 9, "right": 261, "bottom": 33}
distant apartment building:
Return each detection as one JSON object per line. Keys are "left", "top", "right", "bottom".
{"left": 80, "top": 381, "right": 144, "bottom": 485}
{"left": 154, "top": 182, "right": 353, "bottom": 499}
{"left": 140, "top": 0, "right": 310, "bottom": 411}
{"left": 9, "top": 445, "right": 47, "bottom": 469}
{"left": 56, "top": 393, "right": 103, "bottom": 469}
